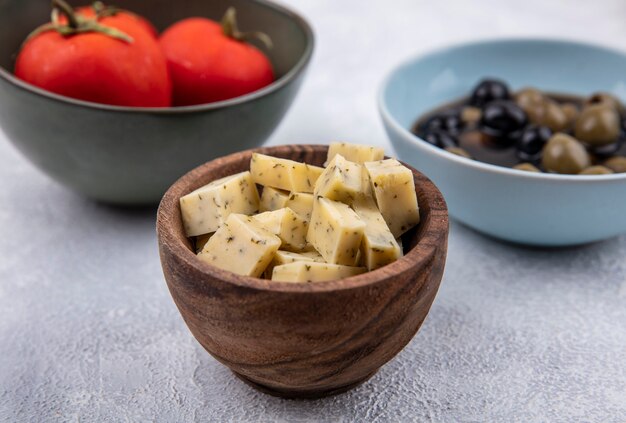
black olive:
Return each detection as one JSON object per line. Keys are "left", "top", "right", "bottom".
{"left": 470, "top": 79, "right": 511, "bottom": 107}
{"left": 590, "top": 139, "right": 622, "bottom": 158}
{"left": 480, "top": 100, "right": 528, "bottom": 145}
{"left": 421, "top": 130, "right": 458, "bottom": 149}
{"left": 516, "top": 125, "right": 552, "bottom": 162}
{"left": 419, "top": 109, "right": 464, "bottom": 136}
{"left": 507, "top": 129, "right": 524, "bottom": 145}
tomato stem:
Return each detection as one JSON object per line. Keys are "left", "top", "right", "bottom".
{"left": 22, "top": 0, "right": 134, "bottom": 46}
{"left": 92, "top": 1, "right": 121, "bottom": 19}
{"left": 52, "top": 0, "right": 79, "bottom": 29}
{"left": 92, "top": 1, "right": 105, "bottom": 16}
{"left": 220, "top": 7, "right": 273, "bottom": 50}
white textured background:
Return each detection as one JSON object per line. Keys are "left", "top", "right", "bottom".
{"left": 1, "top": 0, "right": 626, "bottom": 422}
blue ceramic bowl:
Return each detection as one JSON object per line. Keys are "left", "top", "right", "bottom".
{"left": 379, "top": 39, "right": 626, "bottom": 246}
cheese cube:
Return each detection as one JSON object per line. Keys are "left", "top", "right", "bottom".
{"left": 180, "top": 171, "right": 259, "bottom": 236}
{"left": 272, "top": 250, "right": 324, "bottom": 265}
{"left": 325, "top": 142, "right": 385, "bottom": 165}
{"left": 259, "top": 187, "right": 289, "bottom": 212}
{"left": 314, "top": 154, "right": 363, "bottom": 203}
{"left": 307, "top": 197, "right": 365, "bottom": 265}
{"left": 284, "top": 192, "right": 314, "bottom": 221}
{"left": 297, "top": 250, "right": 325, "bottom": 261}
{"left": 253, "top": 208, "right": 308, "bottom": 251}
{"left": 353, "top": 197, "right": 403, "bottom": 270}
{"left": 290, "top": 165, "right": 324, "bottom": 192}
{"left": 198, "top": 214, "right": 280, "bottom": 277}
{"left": 301, "top": 242, "right": 319, "bottom": 253}
{"left": 360, "top": 166, "right": 373, "bottom": 199}
{"left": 263, "top": 249, "right": 325, "bottom": 278}
{"left": 250, "top": 153, "right": 323, "bottom": 193}
{"left": 195, "top": 233, "right": 213, "bottom": 253}
{"left": 396, "top": 237, "right": 404, "bottom": 253}
{"left": 364, "top": 159, "right": 420, "bottom": 237}
{"left": 272, "top": 262, "right": 366, "bottom": 283}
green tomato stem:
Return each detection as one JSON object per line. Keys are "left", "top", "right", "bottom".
{"left": 92, "top": 1, "right": 122, "bottom": 19}
{"left": 220, "top": 7, "right": 273, "bottom": 50}
{"left": 52, "top": 0, "right": 79, "bottom": 29}
{"left": 22, "top": 0, "right": 133, "bottom": 46}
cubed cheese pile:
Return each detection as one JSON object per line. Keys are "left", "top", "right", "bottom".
{"left": 179, "top": 142, "right": 420, "bottom": 283}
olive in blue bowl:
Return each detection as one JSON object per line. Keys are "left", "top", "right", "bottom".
{"left": 379, "top": 39, "right": 626, "bottom": 246}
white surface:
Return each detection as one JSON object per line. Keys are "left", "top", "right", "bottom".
{"left": 1, "top": 0, "right": 626, "bottom": 421}
{"left": 266, "top": 0, "right": 626, "bottom": 150}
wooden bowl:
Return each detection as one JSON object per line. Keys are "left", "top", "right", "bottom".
{"left": 157, "top": 144, "right": 449, "bottom": 398}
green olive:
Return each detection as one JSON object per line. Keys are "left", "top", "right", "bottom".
{"left": 604, "top": 156, "right": 626, "bottom": 173}
{"left": 561, "top": 103, "right": 579, "bottom": 128}
{"left": 586, "top": 92, "right": 625, "bottom": 116}
{"left": 515, "top": 88, "right": 545, "bottom": 109}
{"left": 579, "top": 165, "right": 614, "bottom": 175}
{"left": 445, "top": 147, "right": 472, "bottom": 159}
{"left": 543, "top": 99, "right": 569, "bottom": 132}
{"left": 515, "top": 90, "right": 568, "bottom": 131}
{"left": 515, "top": 88, "right": 546, "bottom": 124}
{"left": 513, "top": 163, "right": 541, "bottom": 172}
{"left": 542, "top": 133, "right": 591, "bottom": 174}
{"left": 574, "top": 104, "right": 621, "bottom": 146}
{"left": 461, "top": 106, "right": 482, "bottom": 124}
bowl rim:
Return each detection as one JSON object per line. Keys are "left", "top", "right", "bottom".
{"left": 378, "top": 37, "right": 626, "bottom": 183}
{"left": 0, "top": 0, "right": 314, "bottom": 114}
{"left": 156, "top": 144, "right": 449, "bottom": 294}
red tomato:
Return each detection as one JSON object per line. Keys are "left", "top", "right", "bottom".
{"left": 15, "top": 1, "right": 171, "bottom": 107}
{"left": 159, "top": 9, "right": 274, "bottom": 106}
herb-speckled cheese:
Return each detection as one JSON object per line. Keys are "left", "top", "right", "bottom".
{"left": 364, "top": 159, "right": 420, "bottom": 237}
{"left": 353, "top": 197, "right": 403, "bottom": 270}
{"left": 180, "top": 171, "right": 259, "bottom": 236}
{"left": 263, "top": 250, "right": 325, "bottom": 278}
{"left": 253, "top": 208, "right": 309, "bottom": 252}
{"left": 272, "top": 262, "right": 366, "bottom": 282}
{"left": 396, "top": 237, "right": 404, "bottom": 253}
{"left": 314, "top": 154, "right": 363, "bottom": 203}
{"left": 181, "top": 143, "right": 419, "bottom": 283}
{"left": 259, "top": 186, "right": 289, "bottom": 212}
{"left": 250, "top": 153, "right": 323, "bottom": 193}
{"left": 307, "top": 197, "right": 365, "bottom": 266}
{"left": 325, "top": 142, "right": 385, "bottom": 165}
{"left": 284, "top": 192, "right": 314, "bottom": 221}
{"left": 198, "top": 214, "right": 281, "bottom": 277}
{"left": 360, "top": 166, "right": 373, "bottom": 199}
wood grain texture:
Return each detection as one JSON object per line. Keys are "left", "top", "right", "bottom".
{"left": 156, "top": 145, "right": 449, "bottom": 398}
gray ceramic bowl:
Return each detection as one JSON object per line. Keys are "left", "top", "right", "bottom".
{"left": 0, "top": 0, "right": 313, "bottom": 205}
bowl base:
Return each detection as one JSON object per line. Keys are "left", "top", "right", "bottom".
{"left": 232, "top": 370, "right": 378, "bottom": 399}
